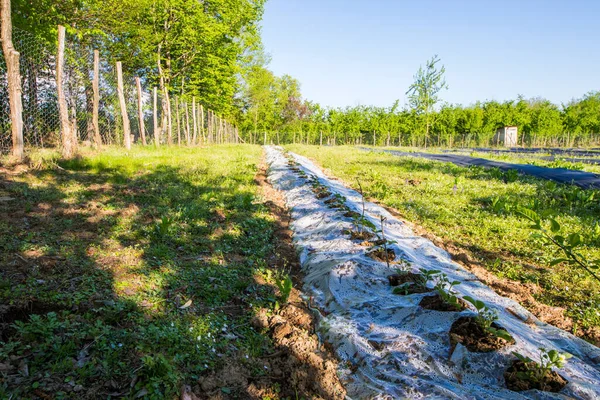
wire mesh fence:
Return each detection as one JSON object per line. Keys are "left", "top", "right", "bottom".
{"left": 0, "top": 25, "right": 239, "bottom": 156}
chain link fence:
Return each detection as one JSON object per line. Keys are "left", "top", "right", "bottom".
{"left": 1, "top": 26, "right": 239, "bottom": 156}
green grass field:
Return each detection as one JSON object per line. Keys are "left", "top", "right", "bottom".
{"left": 287, "top": 145, "right": 600, "bottom": 343}
{"left": 0, "top": 145, "right": 296, "bottom": 399}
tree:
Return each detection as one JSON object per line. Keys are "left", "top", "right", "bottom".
{"left": 406, "top": 54, "right": 448, "bottom": 147}
{"left": 1, "top": 0, "right": 24, "bottom": 160}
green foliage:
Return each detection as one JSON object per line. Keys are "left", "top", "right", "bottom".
{"left": 406, "top": 54, "right": 448, "bottom": 141}
{"left": 433, "top": 273, "right": 461, "bottom": 307}
{"left": 275, "top": 274, "right": 293, "bottom": 306}
{"left": 513, "top": 348, "right": 572, "bottom": 385}
{"left": 463, "top": 296, "right": 512, "bottom": 341}
{"left": 517, "top": 206, "right": 600, "bottom": 283}
{"left": 0, "top": 145, "right": 286, "bottom": 398}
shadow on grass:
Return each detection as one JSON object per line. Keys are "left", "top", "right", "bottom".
{"left": 0, "top": 151, "right": 337, "bottom": 399}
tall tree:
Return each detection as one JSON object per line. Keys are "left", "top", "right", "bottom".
{"left": 406, "top": 54, "right": 448, "bottom": 146}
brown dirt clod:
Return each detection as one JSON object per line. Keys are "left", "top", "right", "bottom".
{"left": 368, "top": 248, "right": 396, "bottom": 263}
{"left": 388, "top": 273, "right": 431, "bottom": 295}
{"left": 419, "top": 293, "right": 468, "bottom": 312}
{"left": 449, "top": 316, "right": 515, "bottom": 353}
{"left": 504, "top": 360, "right": 568, "bottom": 393}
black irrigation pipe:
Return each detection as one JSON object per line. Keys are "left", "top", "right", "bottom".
{"left": 441, "top": 149, "right": 600, "bottom": 166}
{"left": 446, "top": 147, "right": 600, "bottom": 158}
{"left": 360, "top": 147, "right": 600, "bottom": 190}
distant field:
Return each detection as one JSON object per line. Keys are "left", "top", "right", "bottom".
{"left": 287, "top": 144, "right": 600, "bottom": 343}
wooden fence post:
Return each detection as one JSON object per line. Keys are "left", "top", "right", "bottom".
{"left": 135, "top": 77, "right": 147, "bottom": 145}
{"left": 1, "top": 0, "right": 24, "bottom": 160}
{"left": 92, "top": 50, "right": 101, "bottom": 147}
{"left": 175, "top": 96, "right": 181, "bottom": 146}
{"left": 153, "top": 87, "right": 159, "bottom": 146}
{"left": 192, "top": 97, "right": 197, "bottom": 145}
{"left": 184, "top": 101, "right": 190, "bottom": 145}
{"left": 165, "top": 90, "right": 172, "bottom": 145}
{"left": 56, "top": 25, "right": 75, "bottom": 158}
{"left": 116, "top": 61, "right": 131, "bottom": 150}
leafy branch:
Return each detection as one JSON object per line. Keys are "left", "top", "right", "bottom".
{"left": 517, "top": 206, "right": 600, "bottom": 284}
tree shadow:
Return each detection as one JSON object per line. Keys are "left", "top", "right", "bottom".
{"left": 0, "top": 151, "right": 343, "bottom": 399}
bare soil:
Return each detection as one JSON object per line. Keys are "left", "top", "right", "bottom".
{"left": 449, "top": 316, "right": 515, "bottom": 352}
{"left": 419, "top": 293, "right": 468, "bottom": 312}
{"left": 198, "top": 160, "right": 348, "bottom": 400}
{"left": 367, "top": 248, "right": 396, "bottom": 263}
{"left": 504, "top": 360, "right": 568, "bottom": 392}
{"left": 388, "top": 273, "right": 430, "bottom": 295}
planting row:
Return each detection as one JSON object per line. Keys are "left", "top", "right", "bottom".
{"left": 267, "top": 146, "right": 600, "bottom": 399}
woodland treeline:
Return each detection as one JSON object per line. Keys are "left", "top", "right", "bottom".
{"left": 239, "top": 85, "right": 600, "bottom": 147}
{"left": 6, "top": 0, "right": 600, "bottom": 149}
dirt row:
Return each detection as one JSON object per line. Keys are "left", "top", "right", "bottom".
{"left": 191, "top": 161, "right": 346, "bottom": 400}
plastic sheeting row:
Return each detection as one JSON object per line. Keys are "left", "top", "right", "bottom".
{"left": 265, "top": 146, "right": 600, "bottom": 399}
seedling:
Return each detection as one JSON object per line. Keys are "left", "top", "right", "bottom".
{"left": 512, "top": 348, "right": 572, "bottom": 388}
{"left": 370, "top": 215, "right": 397, "bottom": 268}
{"left": 275, "top": 274, "right": 293, "bottom": 308}
{"left": 352, "top": 178, "right": 373, "bottom": 236}
{"left": 155, "top": 216, "right": 175, "bottom": 237}
{"left": 463, "top": 296, "right": 512, "bottom": 341}
{"left": 433, "top": 273, "right": 462, "bottom": 308}
{"left": 392, "top": 267, "right": 439, "bottom": 295}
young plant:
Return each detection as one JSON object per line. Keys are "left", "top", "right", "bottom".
{"left": 433, "top": 273, "right": 462, "bottom": 308}
{"left": 275, "top": 274, "right": 293, "bottom": 307}
{"left": 517, "top": 206, "right": 600, "bottom": 284}
{"left": 355, "top": 178, "right": 368, "bottom": 235}
{"left": 512, "top": 348, "right": 572, "bottom": 386}
{"left": 392, "top": 267, "right": 439, "bottom": 295}
{"left": 370, "top": 215, "right": 397, "bottom": 268}
{"left": 463, "top": 296, "right": 512, "bottom": 341}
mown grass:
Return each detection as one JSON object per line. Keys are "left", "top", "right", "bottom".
{"left": 0, "top": 145, "right": 287, "bottom": 398}
{"left": 287, "top": 145, "right": 600, "bottom": 342}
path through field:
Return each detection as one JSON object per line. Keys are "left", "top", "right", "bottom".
{"left": 267, "top": 146, "right": 600, "bottom": 399}
{"left": 363, "top": 148, "right": 600, "bottom": 189}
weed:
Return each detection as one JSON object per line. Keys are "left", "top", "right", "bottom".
{"left": 275, "top": 274, "right": 293, "bottom": 307}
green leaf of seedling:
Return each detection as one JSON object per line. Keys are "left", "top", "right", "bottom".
{"left": 550, "top": 219, "right": 561, "bottom": 233}
{"left": 567, "top": 233, "right": 581, "bottom": 247}
{"left": 549, "top": 258, "right": 569, "bottom": 266}
{"left": 553, "top": 235, "right": 565, "bottom": 245}
{"left": 489, "top": 327, "right": 512, "bottom": 341}
{"left": 517, "top": 207, "right": 541, "bottom": 225}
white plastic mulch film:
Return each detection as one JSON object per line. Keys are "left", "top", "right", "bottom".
{"left": 264, "top": 146, "right": 600, "bottom": 400}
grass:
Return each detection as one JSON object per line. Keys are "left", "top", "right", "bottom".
{"left": 0, "top": 145, "right": 288, "bottom": 398}
{"left": 287, "top": 144, "right": 600, "bottom": 343}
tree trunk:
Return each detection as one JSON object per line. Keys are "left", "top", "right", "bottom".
{"left": 56, "top": 26, "right": 74, "bottom": 158}
{"left": 1, "top": 0, "right": 23, "bottom": 160}
{"left": 135, "top": 77, "right": 146, "bottom": 145}
{"left": 92, "top": 50, "right": 101, "bottom": 147}
{"left": 116, "top": 61, "right": 131, "bottom": 150}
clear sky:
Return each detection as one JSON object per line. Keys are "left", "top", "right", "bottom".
{"left": 260, "top": 0, "right": 599, "bottom": 109}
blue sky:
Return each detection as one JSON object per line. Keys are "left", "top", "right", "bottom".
{"left": 260, "top": 0, "right": 599, "bottom": 109}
